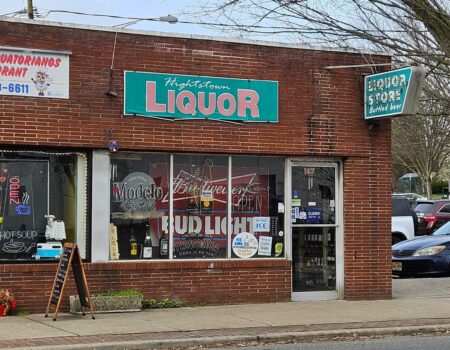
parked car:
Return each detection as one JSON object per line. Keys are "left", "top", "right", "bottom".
{"left": 414, "top": 199, "right": 450, "bottom": 236}
{"left": 392, "top": 193, "right": 426, "bottom": 207}
{"left": 392, "top": 196, "right": 417, "bottom": 245}
{"left": 392, "top": 221, "right": 450, "bottom": 277}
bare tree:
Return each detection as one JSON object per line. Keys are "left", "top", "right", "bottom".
{"left": 193, "top": 1, "right": 449, "bottom": 53}
{"left": 392, "top": 106, "right": 450, "bottom": 199}
{"left": 192, "top": 0, "right": 449, "bottom": 91}
{"left": 191, "top": 0, "right": 450, "bottom": 197}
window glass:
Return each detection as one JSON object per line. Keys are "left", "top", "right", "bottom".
{"left": 440, "top": 205, "right": 450, "bottom": 214}
{"left": 392, "top": 198, "right": 412, "bottom": 216}
{"left": 172, "top": 154, "right": 228, "bottom": 259}
{"left": 110, "top": 152, "right": 169, "bottom": 260}
{"left": 0, "top": 151, "right": 87, "bottom": 262}
{"left": 414, "top": 203, "right": 434, "bottom": 213}
{"left": 231, "top": 156, "right": 285, "bottom": 258}
{"left": 292, "top": 227, "right": 336, "bottom": 292}
{"left": 291, "top": 167, "right": 335, "bottom": 225}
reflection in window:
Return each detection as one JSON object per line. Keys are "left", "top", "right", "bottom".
{"left": 0, "top": 151, "right": 87, "bottom": 261}
{"left": 172, "top": 154, "right": 228, "bottom": 259}
{"left": 231, "top": 156, "right": 285, "bottom": 258}
{"left": 110, "top": 152, "right": 169, "bottom": 260}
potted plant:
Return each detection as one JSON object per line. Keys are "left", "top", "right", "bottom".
{"left": 70, "top": 290, "right": 143, "bottom": 314}
{"left": 0, "top": 289, "right": 16, "bottom": 316}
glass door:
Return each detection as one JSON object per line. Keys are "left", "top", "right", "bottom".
{"left": 290, "top": 162, "right": 341, "bottom": 300}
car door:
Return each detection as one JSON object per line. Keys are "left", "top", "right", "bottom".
{"left": 435, "top": 203, "right": 450, "bottom": 231}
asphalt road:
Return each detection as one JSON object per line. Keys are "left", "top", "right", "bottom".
{"left": 202, "top": 335, "right": 450, "bottom": 350}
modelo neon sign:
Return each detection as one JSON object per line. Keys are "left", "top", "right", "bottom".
{"left": 124, "top": 71, "right": 278, "bottom": 122}
{"left": 112, "top": 172, "right": 163, "bottom": 213}
{"left": 113, "top": 182, "right": 163, "bottom": 202}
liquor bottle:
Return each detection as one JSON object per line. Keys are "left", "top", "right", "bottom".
{"left": 159, "top": 232, "right": 169, "bottom": 258}
{"left": 305, "top": 247, "right": 311, "bottom": 267}
{"left": 187, "top": 198, "right": 199, "bottom": 214}
{"left": 129, "top": 229, "right": 138, "bottom": 259}
{"left": 142, "top": 225, "right": 152, "bottom": 259}
{"left": 327, "top": 249, "right": 335, "bottom": 264}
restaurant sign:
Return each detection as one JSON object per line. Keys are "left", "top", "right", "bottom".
{"left": 124, "top": 71, "right": 278, "bottom": 122}
{"left": 0, "top": 46, "right": 70, "bottom": 99}
{"left": 364, "top": 66, "right": 425, "bottom": 120}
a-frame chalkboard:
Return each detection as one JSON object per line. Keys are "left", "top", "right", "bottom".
{"left": 45, "top": 243, "right": 95, "bottom": 321}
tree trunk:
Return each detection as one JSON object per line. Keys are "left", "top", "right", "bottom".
{"left": 426, "top": 179, "right": 433, "bottom": 199}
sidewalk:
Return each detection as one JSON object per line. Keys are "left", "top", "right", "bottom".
{"left": 2, "top": 278, "right": 450, "bottom": 350}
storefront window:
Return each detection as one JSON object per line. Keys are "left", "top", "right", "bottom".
{"left": 110, "top": 152, "right": 169, "bottom": 260}
{"left": 231, "top": 156, "right": 285, "bottom": 258}
{"left": 172, "top": 154, "right": 228, "bottom": 259}
{"left": 109, "top": 152, "right": 286, "bottom": 261}
{"left": 0, "top": 151, "right": 87, "bottom": 262}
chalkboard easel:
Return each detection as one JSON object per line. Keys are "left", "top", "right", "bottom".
{"left": 45, "top": 243, "right": 95, "bottom": 321}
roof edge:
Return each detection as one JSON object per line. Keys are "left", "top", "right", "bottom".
{"left": 0, "top": 17, "right": 392, "bottom": 57}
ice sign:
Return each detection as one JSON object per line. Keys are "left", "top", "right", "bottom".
{"left": 253, "top": 217, "right": 270, "bottom": 232}
{"left": 232, "top": 232, "right": 258, "bottom": 258}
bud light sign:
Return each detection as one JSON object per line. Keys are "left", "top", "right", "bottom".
{"left": 124, "top": 71, "right": 278, "bottom": 122}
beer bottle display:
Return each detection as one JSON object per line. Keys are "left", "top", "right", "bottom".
{"left": 129, "top": 229, "right": 138, "bottom": 259}
{"left": 159, "top": 233, "right": 169, "bottom": 258}
{"left": 142, "top": 225, "right": 152, "bottom": 259}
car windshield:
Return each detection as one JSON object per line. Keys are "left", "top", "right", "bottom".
{"left": 433, "top": 221, "right": 450, "bottom": 236}
{"left": 415, "top": 203, "right": 435, "bottom": 213}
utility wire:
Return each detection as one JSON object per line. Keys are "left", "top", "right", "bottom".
{"left": 0, "top": 9, "right": 27, "bottom": 17}
{"left": 18, "top": 8, "right": 427, "bottom": 34}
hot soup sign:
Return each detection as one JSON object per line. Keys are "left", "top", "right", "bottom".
{"left": 124, "top": 71, "right": 278, "bottom": 122}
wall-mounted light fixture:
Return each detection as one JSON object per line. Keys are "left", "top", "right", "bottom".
{"left": 105, "top": 32, "right": 119, "bottom": 99}
{"left": 114, "top": 15, "right": 179, "bottom": 28}
{"left": 105, "top": 15, "right": 178, "bottom": 99}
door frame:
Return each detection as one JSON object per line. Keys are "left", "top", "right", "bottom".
{"left": 286, "top": 158, "right": 344, "bottom": 301}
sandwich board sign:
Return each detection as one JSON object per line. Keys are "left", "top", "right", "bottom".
{"left": 45, "top": 243, "right": 94, "bottom": 321}
{"left": 364, "top": 66, "right": 426, "bottom": 120}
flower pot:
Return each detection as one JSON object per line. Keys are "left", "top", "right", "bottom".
{"left": 0, "top": 304, "right": 7, "bottom": 316}
{"left": 70, "top": 295, "right": 142, "bottom": 314}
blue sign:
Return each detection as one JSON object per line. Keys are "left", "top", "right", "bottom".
{"left": 253, "top": 217, "right": 270, "bottom": 232}
{"left": 306, "top": 208, "right": 322, "bottom": 224}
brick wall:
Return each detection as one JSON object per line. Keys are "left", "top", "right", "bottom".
{"left": 0, "top": 19, "right": 392, "bottom": 308}
{"left": 1, "top": 260, "right": 291, "bottom": 313}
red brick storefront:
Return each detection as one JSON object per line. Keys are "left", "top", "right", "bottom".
{"left": 0, "top": 18, "right": 391, "bottom": 313}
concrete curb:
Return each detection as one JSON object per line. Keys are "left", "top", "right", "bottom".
{"left": 7, "top": 324, "right": 450, "bottom": 350}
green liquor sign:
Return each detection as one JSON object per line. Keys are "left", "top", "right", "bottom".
{"left": 124, "top": 71, "right": 278, "bottom": 122}
{"left": 364, "top": 66, "right": 425, "bottom": 120}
